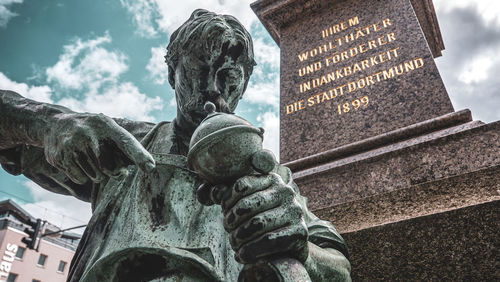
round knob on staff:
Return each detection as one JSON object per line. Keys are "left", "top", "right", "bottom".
{"left": 204, "top": 101, "right": 216, "bottom": 114}
{"left": 251, "top": 149, "right": 276, "bottom": 174}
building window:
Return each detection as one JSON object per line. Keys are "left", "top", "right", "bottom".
{"left": 6, "top": 273, "right": 17, "bottom": 282}
{"left": 57, "top": 260, "right": 67, "bottom": 273}
{"left": 15, "top": 247, "right": 25, "bottom": 259}
{"left": 37, "top": 254, "right": 47, "bottom": 266}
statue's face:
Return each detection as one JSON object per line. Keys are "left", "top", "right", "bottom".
{"left": 174, "top": 40, "right": 248, "bottom": 128}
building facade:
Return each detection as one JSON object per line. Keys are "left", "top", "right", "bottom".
{"left": 0, "top": 200, "right": 80, "bottom": 282}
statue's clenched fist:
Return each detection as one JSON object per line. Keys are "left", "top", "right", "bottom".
{"left": 219, "top": 173, "right": 309, "bottom": 264}
{"left": 43, "top": 113, "right": 155, "bottom": 184}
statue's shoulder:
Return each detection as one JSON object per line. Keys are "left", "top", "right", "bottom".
{"left": 141, "top": 121, "right": 175, "bottom": 153}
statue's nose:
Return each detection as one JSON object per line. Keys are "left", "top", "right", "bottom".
{"left": 204, "top": 90, "right": 221, "bottom": 101}
{"left": 201, "top": 74, "right": 221, "bottom": 97}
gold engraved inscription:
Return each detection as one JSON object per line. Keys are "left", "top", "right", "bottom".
{"left": 288, "top": 14, "right": 423, "bottom": 117}
{"left": 337, "top": 96, "right": 369, "bottom": 115}
{"left": 286, "top": 57, "right": 424, "bottom": 115}
{"left": 299, "top": 47, "right": 400, "bottom": 93}
{"left": 298, "top": 18, "right": 392, "bottom": 63}
{"left": 321, "top": 16, "right": 360, "bottom": 38}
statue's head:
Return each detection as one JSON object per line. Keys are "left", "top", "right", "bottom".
{"left": 165, "top": 9, "right": 256, "bottom": 128}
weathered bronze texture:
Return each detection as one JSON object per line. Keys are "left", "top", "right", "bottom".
{"left": 0, "top": 9, "right": 351, "bottom": 282}
{"left": 188, "top": 101, "right": 268, "bottom": 184}
{"left": 188, "top": 101, "right": 311, "bottom": 281}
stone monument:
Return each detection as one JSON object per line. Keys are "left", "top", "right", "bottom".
{"left": 252, "top": 0, "right": 499, "bottom": 280}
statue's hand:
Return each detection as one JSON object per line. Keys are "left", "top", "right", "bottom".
{"left": 43, "top": 113, "right": 155, "bottom": 184}
{"left": 221, "top": 173, "right": 309, "bottom": 264}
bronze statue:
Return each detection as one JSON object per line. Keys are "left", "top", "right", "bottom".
{"left": 0, "top": 9, "right": 350, "bottom": 281}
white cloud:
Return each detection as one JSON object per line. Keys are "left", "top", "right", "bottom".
{"left": 45, "top": 33, "right": 163, "bottom": 121}
{"left": 119, "top": 0, "right": 159, "bottom": 37}
{"left": 46, "top": 33, "right": 127, "bottom": 92}
{"left": 0, "top": 0, "right": 22, "bottom": 27}
{"left": 0, "top": 72, "right": 53, "bottom": 103}
{"left": 434, "top": 0, "right": 500, "bottom": 27}
{"left": 169, "top": 97, "right": 177, "bottom": 107}
{"left": 253, "top": 38, "right": 280, "bottom": 67}
{"left": 434, "top": 2, "right": 500, "bottom": 122}
{"left": 243, "top": 37, "right": 280, "bottom": 108}
{"left": 120, "top": 0, "right": 258, "bottom": 36}
{"left": 58, "top": 82, "right": 163, "bottom": 121}
{"left": 244, "top": 74, "right": 279, "bottom": 107}
{"left": 22, "top": 181, "right": 92, "bottom": 234}
{"left": 146, "top": 46, "right": 168, "bottom": 85}
{"left": 256, "top": 111, "right": 279, "bottom": 158}
{"left": 457, "top": 51, "right": 494, "bottom": 84}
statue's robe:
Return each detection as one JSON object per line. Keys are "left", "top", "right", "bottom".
{"left": 0, "top": 121, "right": 348, "bottom": 281}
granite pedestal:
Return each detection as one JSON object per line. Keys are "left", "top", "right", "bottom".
{"left": 252, "top": 0, "right": 499, "bottom": 280}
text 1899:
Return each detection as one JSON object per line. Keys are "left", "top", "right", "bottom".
{"left": 337, "top": 96, "right": 369, "bottom": 115}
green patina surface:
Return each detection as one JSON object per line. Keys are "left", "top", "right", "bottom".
{"left": 0, "top": 9, "right": 351, "bottom": 281}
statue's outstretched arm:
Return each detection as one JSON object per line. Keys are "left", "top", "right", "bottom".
{"left": 0, "top": 90, "right": 156, "bottom": 202}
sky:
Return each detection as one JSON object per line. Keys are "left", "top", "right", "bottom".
{"left": 0, "top": 0, "right": 499, "bottom": 233}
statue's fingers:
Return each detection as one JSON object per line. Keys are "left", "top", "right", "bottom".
{"left": 61, "top": 158, "right": 90, "bottom": 185}
{"left": 107, "top": 124, "right": 155, "bottom": 173}
{"left": 74, "top": 151, "right": 105, "bottom": 183}
{"left": 197, "top": 183, "right": 229, "bottom": 206}
{"left": 221, "top": 173, "right": 280, "bottom": 212}
{"left": 210, "top": 184, "right": 229, "bottom": 205}
{"left": 234, "top": 222, "right": 309, "bottom": 264}
{"left": 93, "top": 141, "right": 129, "bottom": 176}
{"left": 223, "top": 185, "right": 291, "bottom": 231}
{"left": 229, "top": 203, "right": 303, "bottom": 250}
